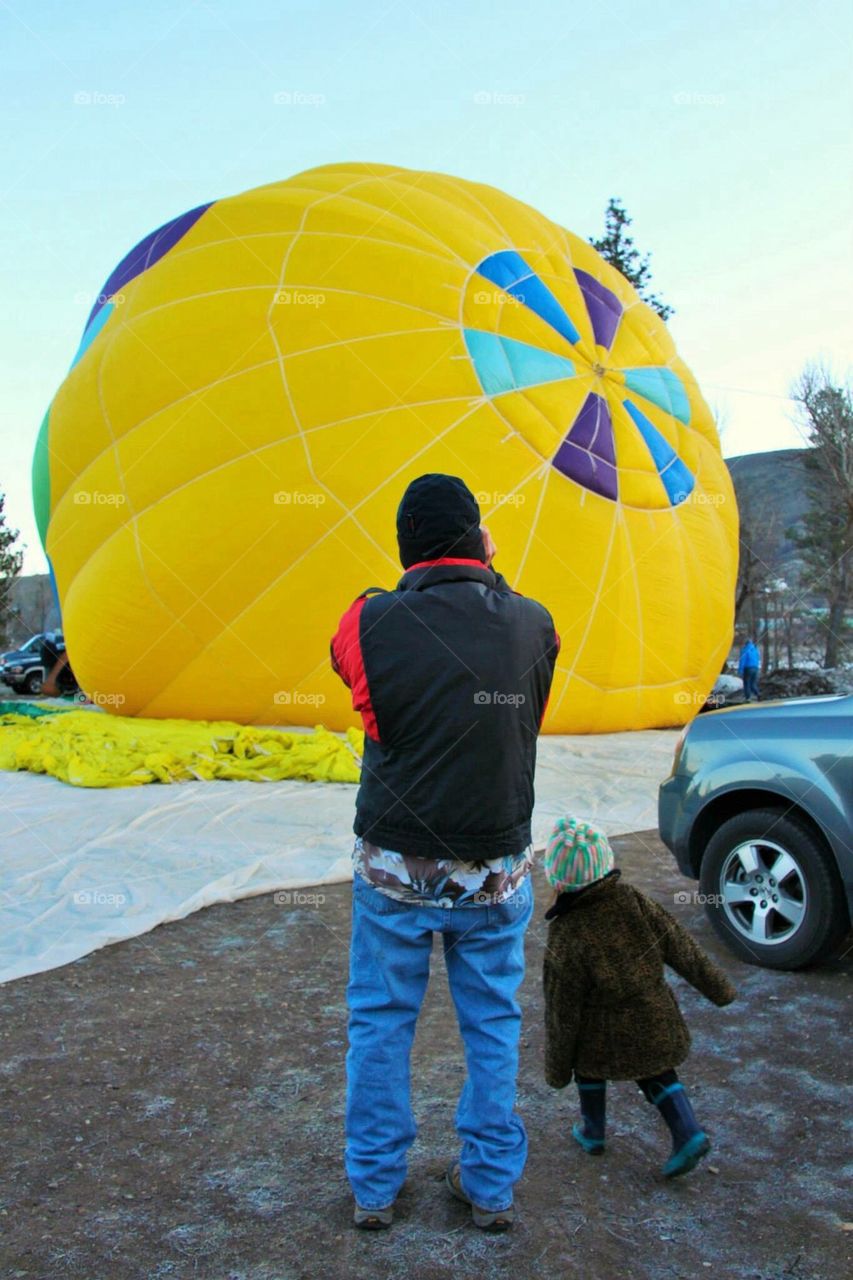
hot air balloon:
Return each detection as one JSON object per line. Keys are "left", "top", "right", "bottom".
{"left": 33, "top": 163, "right": 737, "bottom": 732}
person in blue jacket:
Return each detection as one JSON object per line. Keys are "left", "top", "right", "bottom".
{"left": 738, "top": 638, "right": 761, "bottom": 701}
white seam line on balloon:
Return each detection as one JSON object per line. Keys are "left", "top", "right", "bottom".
{"left": 45, "top": 377, "right": 477, "bottom": 532}
{"left": 53, "top": 168, "right": 517, "bottom": 554}
{"left": 130, "top": 270, "right": 497, "bottom": 696}
{"left": 52, "top": 314, "right": 283, "bottom": 591}
{"left": 263, "top": 165, "right": 478, "bottom": 567}
{"left": 219, "top": 417, "right": 547, "bottom": 706}
{"left": 96, "top": 276, "right": 461, "bottom": 333}
{"left": 431, "top": 174, "right": 516, "bottom": 249}
{"left": 131, "top": 522, "right": 290, "bottom": 684}
{"left": 94, "top": 312, "right": 200, "bottom": 651}
{"left": 514, "top": 483, "right": 701, "bottom": 697}
{"left": 256, "top": 414, "right": 558, "bottom": 705}
{"left": 140, "top": 222, "right": 468, "bottom": 279}
{"left": 617, "top": 504, "right": 646, "bottom": 724}
{"left": 93, "top": 308, "right": 458, "bottom": 489}
{"left": 279, "top": 171, "right": 476, "bottom": 274}
{"left": 514, "top": 464, "right": 552, "bottom": 587}
{"left": 548, "top": 507, "right": 623, "bottom": 719}
{"left": 278, "top": 380, "right": 570, "bottom": 697}
{"left": 56, "top": 335, "right": 498, "bottom": 688}
{"left": 249, "top": 165, "right": 526, "bottom": 550}
{"left": 285, "top": 435, "right": 570, "bottom": 704}
{"left": 510, "top": 348, "right": 625, "bottom": 699}
{"left": 43, "top": 281, "right": 288, "bottom": 551}
{"left": 62, "top": 497, "right": 285, "bottom": 691}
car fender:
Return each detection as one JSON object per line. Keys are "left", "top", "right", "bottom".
{"left": 688, "top": 753, "right": 852, "bottom": 897}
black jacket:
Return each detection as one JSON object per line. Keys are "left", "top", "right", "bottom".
{"left": 331, "top": 557, "right": 559, "bottom": 860}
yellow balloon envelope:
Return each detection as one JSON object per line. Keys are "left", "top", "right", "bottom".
{"left": 33, "top": 163, "right": 737, "bottom": 732}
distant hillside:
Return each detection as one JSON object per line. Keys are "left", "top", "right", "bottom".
{"left": 725, "top": 447, "right": 811, "bottom": 569}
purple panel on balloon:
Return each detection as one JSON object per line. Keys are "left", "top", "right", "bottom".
{"left": 552, "top": 441, "right": 618, "bottom": 500}
{"left": 85, "top": 202, "right": 214, "bottom": 332}
{"left": 552, "top": 392, "right": 618, "bottom": 498}
{"left": 564, "top": 392, "right": 616, "bottom": 463}
{"left": 574, "top": 269, "right": 622, "bottom": 350}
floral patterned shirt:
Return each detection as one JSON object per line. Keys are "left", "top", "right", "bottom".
{"left": 352, "top": 835, "right": 534, "bottom": 907}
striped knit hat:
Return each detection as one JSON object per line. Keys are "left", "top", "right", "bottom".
{"left": 544, "top": 816, "right": 614, "bottom": 892}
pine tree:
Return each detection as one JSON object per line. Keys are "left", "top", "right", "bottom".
{"left": 0, "top": 492, "right": 24, "bottom": 649}
{"left": 590, "top": 198, "right": 674, "bottom": 321}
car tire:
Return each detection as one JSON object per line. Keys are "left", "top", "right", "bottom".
{"left": 699, "top": 807, "right": 848, "bottom": 970}
{"left": 23, "top": 671, "right": 43, "bottom": 696}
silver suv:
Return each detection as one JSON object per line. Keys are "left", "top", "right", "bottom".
{"left": 658, "top": 695, "right": 852, "bottom": 969}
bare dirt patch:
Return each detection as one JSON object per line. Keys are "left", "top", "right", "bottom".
{"left": 1, "top": 831, "right": 850, "bottom": 1280}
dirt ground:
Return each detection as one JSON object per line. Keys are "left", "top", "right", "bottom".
{"left": 1, "top": 830, "right": 850, "bottom": 1280}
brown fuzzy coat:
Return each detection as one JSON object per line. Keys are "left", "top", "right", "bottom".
{"left": 543, "top": 873, "right": 737, "bottom": 1085}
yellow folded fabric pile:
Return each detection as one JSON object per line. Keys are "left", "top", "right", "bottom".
{"left": 0, "top": 707, "right": 364, "bottom": 788}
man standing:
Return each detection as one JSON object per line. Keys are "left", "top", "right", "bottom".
{"left": 330, "top": 474, "right": 559, "bottom": 1232}
{"left": 738, "top": 636, "right": 761, "bottom": 702}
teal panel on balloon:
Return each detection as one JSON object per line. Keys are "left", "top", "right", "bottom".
{"left": 624, "top": 367, "right": 690, "bottom": 424}
{"left": 71, "top": 302, "right": 115, "bottom": 370}
{"left": 464, "top": 329, "right": 575, "bottom": 396}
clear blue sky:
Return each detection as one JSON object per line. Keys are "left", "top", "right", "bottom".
{"left": 2, "top": 0, "right": 851, "bottom": 571}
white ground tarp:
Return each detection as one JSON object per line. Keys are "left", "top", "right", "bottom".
{"left": 0, "top": 729, "right": 678, "bottom": 983}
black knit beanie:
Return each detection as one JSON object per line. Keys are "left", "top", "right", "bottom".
{"left": 396, "top": 474, "right": 486, "bottom": 568}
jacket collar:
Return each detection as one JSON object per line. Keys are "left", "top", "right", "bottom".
{"left": 397, "top": 557, "right": 504, "bottom": 592}
{"left": 544, "top": 869, "right": 621, "bottom": 920}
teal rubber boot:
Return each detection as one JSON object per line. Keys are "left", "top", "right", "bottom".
{"left": 647, "top": 1081, "right": 710, "bottom": 1178}
{"left": 572, "top": 1079, "right": 606, "bottom": 1155}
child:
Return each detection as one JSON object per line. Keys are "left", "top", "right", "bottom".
{"left": 542, "top": 817, "right": 737, "bottom": 1178}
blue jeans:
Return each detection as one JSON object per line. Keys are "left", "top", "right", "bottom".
{"left": 345, "top": 873, "right": 533, "bottom": 1211}
{"left": 742, "top": 666, "right": 760, "bottom": 700}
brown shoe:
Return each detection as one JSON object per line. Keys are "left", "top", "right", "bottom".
{"left": 445, "top": 1161, "right": 514, "bottom": 1232}
{"left": 353, "top": 1203, "right": 394, "bottom": 1229}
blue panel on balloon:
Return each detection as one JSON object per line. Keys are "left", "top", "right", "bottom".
{"left": 623, "top": 400, "right": 676, "bottom": 468}
{"left": 475, "top": 249, "right": 530, "bottom": 292}
{"left": 71, "top": 302, "right": 114, "bottom": 370}
{"left": 659, "top": 456, "right": 695, "bottom": 504}
{"left": 475, "top": 251, "right": 580, "bottom": 346}
{"left": 624, "top": 367, "right": 691, "bottom": 424}
{"left": 465, "top": 330, "right": 575, "bottom": 395}
{"left": 623, "top": 399, "right": 694, "bottom": 504}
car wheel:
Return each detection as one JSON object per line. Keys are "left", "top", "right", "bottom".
{"left": 23, "top": 671, "right": 43, "bottom": 696}
{"left": 699, "top": 807, "right": 849, "bottom": 970}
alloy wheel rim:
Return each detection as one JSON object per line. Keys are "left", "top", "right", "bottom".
{"left": 719, "top": 839, "right": 807, "bottom": 946}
